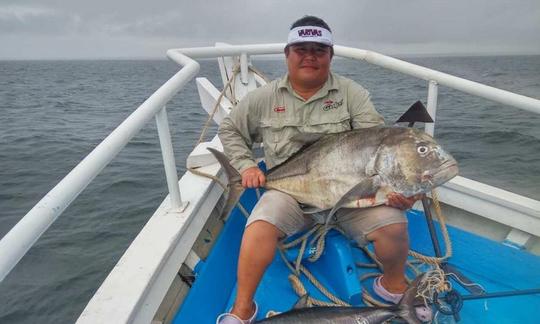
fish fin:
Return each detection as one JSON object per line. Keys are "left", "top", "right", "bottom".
{"left": 396, "top": 273, "right": 426, "bottom": 324}
{"left": 323, "top": 176, "right": 381, "bottom": 225}
{"left": 266, "top": 158, "right": 309, "bottom": 180}
{"left": 266, "top": 133, "right": 329, "bottom": 180}
{"left": 292, "top": 294, "right": 310, "bottom": 309}
{"left": 290, "top": 132, "right": 325, "bottom": 144}
{"left": 207, "top": 148, "right": 245, "bottom": 219}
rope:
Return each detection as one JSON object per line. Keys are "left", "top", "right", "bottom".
{"left": 408, "top": 190, "right": 453, "bottom": 264}
{"left": 220, "top": 56, "right": 237, "bottom": 105}
{"left": 187, "top": 167, "right": 228, "bottom": 191}
{"left": 278, "top": 224, "right": 353, "bottom": 307}
{"left": 279, "top": 189, "right": 454, "bottom": 310}
{"left": 196, "top": 64, "right": 240, "bottom": 145}
{"left": 236, "top": 201, "right": 251, "bottom": 218}
{"left": 188, "top": 61, "right": 243, "bottom": 213}
{"left": 248, "top": 65, "right": 271, "bottom": 84}
{"left": 288, "top": 274, "right": 349, "bottom": 307}
{"left": 186, "top": 166, "right": 250, "bottom": 219}
{"left": 416, "top": 267, "right": 451, "bottom": 306}
{"left": 189, "top": 59, "right": 270, "bottom": 215}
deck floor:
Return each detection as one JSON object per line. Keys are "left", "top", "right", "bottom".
{"left": 173, "top": 188, "right": 540, "bottom": 323}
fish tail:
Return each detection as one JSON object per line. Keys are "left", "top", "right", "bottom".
{"left": 207, "top": 148, "right": 245, "bottom": 219}
{"left": 396, "top": 274, "right": 425, "bottom": 324}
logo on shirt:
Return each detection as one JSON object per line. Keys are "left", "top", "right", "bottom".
{"left": 273, "top": 106, "right": 286, "bottom": 113}
{"left": 322, "top": 99, "right": 343, "bottom": 111}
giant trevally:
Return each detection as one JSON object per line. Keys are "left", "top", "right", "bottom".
{"left": 208, "top": 126, "right": 458, "bottom": 221}
{"left": 254, "top": 273, "right": 427, "bottom": 323}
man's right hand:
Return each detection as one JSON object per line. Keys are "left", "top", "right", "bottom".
{"left": 241, "top": 167, "right": 266, "bottom": 188}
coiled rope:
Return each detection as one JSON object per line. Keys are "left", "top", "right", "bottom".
{"left": 278, "top": 190, "right": 453, "bottom": 309}
{"left": 278, "top": 224, "right": 351, "bottom": 307}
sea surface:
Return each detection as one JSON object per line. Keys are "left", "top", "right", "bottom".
{"left": 0, "top": 55, "right": 539, "bottom": 323}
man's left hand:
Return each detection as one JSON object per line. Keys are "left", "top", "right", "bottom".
{"left": 386, "top": 193, "right": 424, "bottom": 210}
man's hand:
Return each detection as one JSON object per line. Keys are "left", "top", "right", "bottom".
{"left": 241, "top": 167, "right": 266, "bottom": 188}
{"left": 386, "top": 193, "right": 424, "bottom": 210}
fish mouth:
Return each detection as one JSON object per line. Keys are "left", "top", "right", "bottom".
{"left": 422, "top": 161, "right": 459, "bottom": 184}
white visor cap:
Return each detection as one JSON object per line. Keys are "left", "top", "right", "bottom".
{"left": 287, "top": 26, "right": 333, "bottom": 47}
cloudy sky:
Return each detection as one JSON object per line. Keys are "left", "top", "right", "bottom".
{"left": 1, "top": 0, "right": 539, "bottom": 59}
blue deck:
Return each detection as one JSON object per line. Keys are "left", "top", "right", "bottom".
{"left": 173, "top": 188, "right": 540, "bottom": 323}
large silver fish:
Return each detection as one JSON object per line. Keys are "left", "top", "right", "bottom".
{"left": 255, "top": 273, "right": 427, "bottom": 324}
{"left": 209, "top": 126, "right": 458, "bottom": 221}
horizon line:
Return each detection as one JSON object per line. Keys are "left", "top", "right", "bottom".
{"left": 2, "top": 51, "right": 540, "bottom": 61}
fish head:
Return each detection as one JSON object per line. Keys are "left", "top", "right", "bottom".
{"left": 377, "top": 128, "right": 458, "bottom": 195}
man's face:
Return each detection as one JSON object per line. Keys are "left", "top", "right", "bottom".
{"left": 286, "top": 42, "right": 332, "bottom": 88}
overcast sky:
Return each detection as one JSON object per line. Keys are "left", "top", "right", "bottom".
{"left": 1, "top": 0, "right": 539, "bottom": 59}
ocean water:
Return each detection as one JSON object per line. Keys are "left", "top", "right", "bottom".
{"left": 0, "top": 56, "right": 539, "bottom": 323}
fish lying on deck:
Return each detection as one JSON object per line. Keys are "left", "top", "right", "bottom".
{"left": 209, "top": 126, "right": 458, "bottom": 221}
{"left": 255, "top": 274, "right": 427, "bottom": 324}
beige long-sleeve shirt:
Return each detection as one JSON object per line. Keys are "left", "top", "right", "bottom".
{"left": 218, "top": 72, "right": 384, "bottom": 173}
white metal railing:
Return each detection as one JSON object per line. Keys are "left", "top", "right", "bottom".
{"left": 0, "top": 52, "right": 199, "bottom": 282}
{"left": 2, "top": 43, "right": 540, "bottom": 284}
{"left": 170, "top": 43, "right": 540, "bottom": 118}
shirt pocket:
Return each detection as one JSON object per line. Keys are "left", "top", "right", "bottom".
{"left": 260, "top": 117, "right": 303, "bottom": 158}
{"left": 305, "top": 107, "right": 352, "bottom": 133}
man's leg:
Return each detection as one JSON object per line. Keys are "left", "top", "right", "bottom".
{"left": 366, "top": 223, "right": 409, "bottom": 293}
{"left": 231, "top": 220, "right": 283, "bottom": 319}
{"left": 225, "top": 190, "right": 311, "bottom": 321}
{"left": 337, "top": 206, "right": 409, "bottom": 293}
{"left": 337, "top": 206, "right": 432, "bottom": 322}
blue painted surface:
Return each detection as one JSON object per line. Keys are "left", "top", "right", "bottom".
{"left": 172, "top": 188, "right": 259, "bottom": 324}
{"left": 173, "top": 192, "right": 540, "bottom": 324}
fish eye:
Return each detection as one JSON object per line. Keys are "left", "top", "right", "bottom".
{"left": 417, "top": 145, "right": 429, "bottom": 155}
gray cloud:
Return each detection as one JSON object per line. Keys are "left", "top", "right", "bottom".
{"left": 0, "top": 5, "right": 81, "bottom": 35}
{"left": 0, "top": 0, "right": 539, "bottom": 59}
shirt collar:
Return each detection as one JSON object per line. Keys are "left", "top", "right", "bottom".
{"left": 278, "top": 72, "right": 339, "bottom": 94}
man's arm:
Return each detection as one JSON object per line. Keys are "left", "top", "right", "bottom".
{"left": 218, "top": 95, "right": 266, "bottom": 188}
{"left": 347, "top": 82, "right": 385, "bottom": 129}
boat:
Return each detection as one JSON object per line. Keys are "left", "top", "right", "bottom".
{"left": 1, "top": 43, "right": 539, "bottom": 323}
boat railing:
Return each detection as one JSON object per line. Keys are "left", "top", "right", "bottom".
{"left": 173, "top": 43, "right": 540, "bottom": 133}
{"left": 172, "top": 44, "right": 540, "bottom": 240}
{"left": 0, "top": 51, "right": 200, "bottom": 282}
{"left": 2, "top": 43, "right": 540, "bottom": 284}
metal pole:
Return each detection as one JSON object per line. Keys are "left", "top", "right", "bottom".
{"left": 421, "top": 198, "right": 444, "bottom": 257}
{"left": 155, "top": 107, "right": 182, "bottom": 210}
{"left": 425, "top": 80, "right": 438, "bottom": 136}
{"left": 461, "top": 288, "right": 540, "bottom": 300}
{"left": 240, "top": 52, "right": 249, "bottom": 85}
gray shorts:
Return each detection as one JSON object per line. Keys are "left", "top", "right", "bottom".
{"left": 245, "top": 190, "right": 407, "bottom": 246}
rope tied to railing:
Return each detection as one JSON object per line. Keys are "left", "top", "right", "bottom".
{"left": 188, "top": 57, "right": 270, "bottom": 220}
{"left": 196, "top": 64, "right": 240, "bottom": 145}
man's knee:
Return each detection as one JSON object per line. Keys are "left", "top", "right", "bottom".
{"left": 366, "top": 222, "right": 408, "bottom": 243}
{"left": 246, "top": 190, "right": 309, "bottom": 237}
{"left": 245, "top": 219, "right": 285, "bottom": 239}
{"left": 338, "top": 206, "right": 407, "bottom": 246}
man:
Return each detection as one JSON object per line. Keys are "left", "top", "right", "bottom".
{"left": 217, "top": 16, "right": 430, "bottom": 324}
